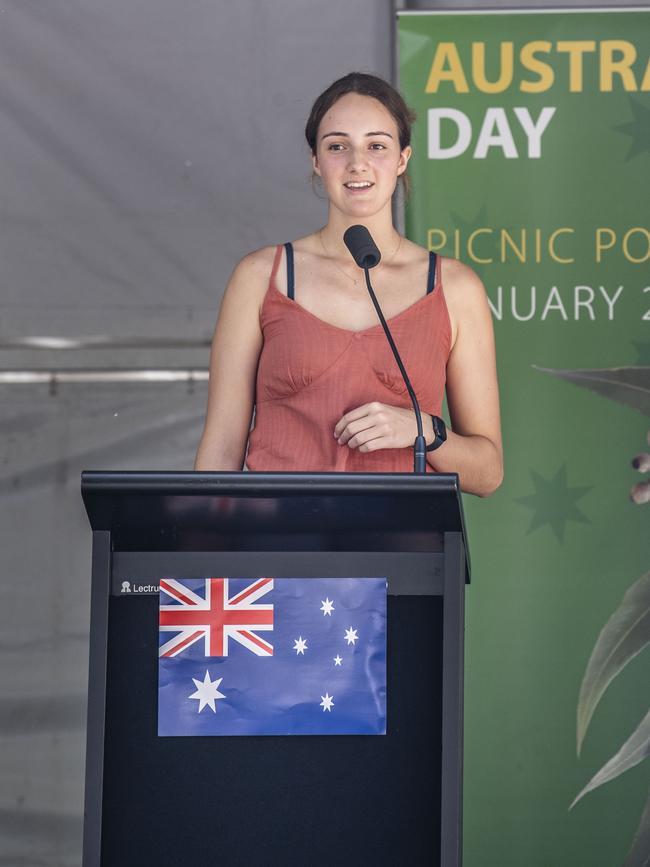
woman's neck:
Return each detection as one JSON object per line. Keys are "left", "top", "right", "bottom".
{"left": 320, "top": 211, "right": 401, "bottom": 263}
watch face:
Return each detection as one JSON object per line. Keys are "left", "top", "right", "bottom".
{"left": 433, "top": 416, "right": 447, "bottom": 441}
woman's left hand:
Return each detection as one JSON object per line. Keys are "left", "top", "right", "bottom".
{"left": 334, "top": 402, "right": 425, "bottom": 452}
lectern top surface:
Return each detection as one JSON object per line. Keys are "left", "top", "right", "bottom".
{"left": 81, "top": 471, "right": 468, "bottom": 562}
{"left": 82, "top": 470, "right": 461, "bottom": 497}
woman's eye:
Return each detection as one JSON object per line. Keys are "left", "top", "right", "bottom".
{"left": 328, "top": 143, "right": 345, "bottom": 151}
{"left": 370, "top": 143, "right": 386, "bottom": 150}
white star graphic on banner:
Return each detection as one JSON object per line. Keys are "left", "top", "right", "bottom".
{"left": 333, "top": 655, "right": 343, "bottom": 666}
{"left": 320, "top": 692, "right": 334, "bottom": 712}
{"left": 320, "top": 598, "right": 335, "bottom": 616}
{"left": 189, "top": 670, "right": 225, "bottom": 713}
{"left": 344, "top": 627, "right": 359, "bottom": 646}
{"left": 293, "top": 636, "right": 308, "bottom": 655}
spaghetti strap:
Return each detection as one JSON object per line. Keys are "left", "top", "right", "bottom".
{"left": 284, "top": 242, "right": 295, "bottom": 301}
{"left": 426, "top": 251, "right": 437, "bottom": 295}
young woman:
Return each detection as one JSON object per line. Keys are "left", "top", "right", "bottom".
{"left": 194, "top": 73, "right": 503, "bottom": 496}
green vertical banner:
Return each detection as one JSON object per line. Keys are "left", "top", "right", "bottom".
{"left": 399, "top": 9, "right": 650, "bottom": 867}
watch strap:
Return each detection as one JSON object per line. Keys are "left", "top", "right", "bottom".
{"left": 426, "top": 415, "right": 447, "bottom": 452}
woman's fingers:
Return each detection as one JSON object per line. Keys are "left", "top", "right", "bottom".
{"left": 337, "top": 414, "right": 383, "bottom": 445}
{"left": 346, "top": 423, "right": 390, "bottom": 450}
{"left": 333, "top": 403, "right": 381, "bottom": 439}
{"left": 334, "top": 403, "right": 415, "bottom": 449}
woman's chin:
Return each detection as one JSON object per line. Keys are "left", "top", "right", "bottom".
{"left": 333, "top": 199, "right": 389, "bottom": 220}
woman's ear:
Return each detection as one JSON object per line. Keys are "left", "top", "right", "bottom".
{"left": 397, "top": 145, "right": 412, "bottom": 177}
{"left": 311, "top": 152, "right": 321, "bottom": 177}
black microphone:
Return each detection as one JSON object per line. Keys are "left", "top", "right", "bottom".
{"left": 343, "top": 225, "right": 427, "bottom": 474}
{"left": 343, "top": 225, "right": 382, "bottom": 269}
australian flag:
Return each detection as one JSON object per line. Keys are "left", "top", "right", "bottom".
{"left": 158, "top": 576, "right": 387, "bottom": 736}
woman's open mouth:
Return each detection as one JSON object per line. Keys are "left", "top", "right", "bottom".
{"left": 344, "top": 181, "right": 374, "bottom": 193}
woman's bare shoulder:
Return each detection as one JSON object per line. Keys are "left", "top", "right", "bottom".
{"left": 220, "top": 244, "right": 279, "bottom": 308}
{"left": 438, "top": 257, "right": 492, "bottom": 350}
{"left": 231, "top": 244, "right": 278, "bottom": 281}
{"left": 288, "top": 232, "right": 322, "bottom": 257}
{"left": 440, "top": 256, "right": 489, "bottom": 310}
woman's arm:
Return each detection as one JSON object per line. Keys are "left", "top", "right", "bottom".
{"left": 425, "top": 257, "right": 503, "bottom": 496}
{"left": 193, "top": 248, "right": 273, "bottom": 471}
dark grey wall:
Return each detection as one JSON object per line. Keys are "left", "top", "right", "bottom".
{"left": 0, "top": 2, "right": 391, "bottom": 864}
{"left": 0, "top": 0, "right": 393, "bottom": 344}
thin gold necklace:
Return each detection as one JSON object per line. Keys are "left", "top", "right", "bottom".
{"left": 319, "top": 229, "right": 402, "bottom": 287}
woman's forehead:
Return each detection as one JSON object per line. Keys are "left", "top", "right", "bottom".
{"left": 318, "top": 93, "right": 397, "bottom": 138}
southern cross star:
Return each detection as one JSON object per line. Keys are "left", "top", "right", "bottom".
{"left": 344, "top": 627, "right": 359, "bottom": 646}
{"left": 320, "top": 598, "right": 335, "bottom": 616}
{"left": 189, "top": 670, "right": 225, "bottom": 713}
{"left": 333, "top": 655, "right": 343, "bottom": 666}
{"left": 293, "top": 636, "right": 308, "bottom": 655}
{"left": 320, "top": 692, "right": 334, "bottom": 712}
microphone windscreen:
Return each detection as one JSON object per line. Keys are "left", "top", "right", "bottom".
{"left": 343, "top": 225, "right": 381, "bottom": 269}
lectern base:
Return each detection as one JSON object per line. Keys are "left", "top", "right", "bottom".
{"left": 101, "top": 596, "right": 443, "bottom": 866}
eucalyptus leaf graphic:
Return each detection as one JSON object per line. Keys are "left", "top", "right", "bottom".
{"left": 577, "top": 572, "right": 650, "bottom": 754}
{"left": 572, "top": 707, "right": 650, "bottom": 808}
{"left": 624, "top": 787, "right": 650, "bottom": 867}
{"left": 534, "top": 366, "right": 650, "bottom": 416}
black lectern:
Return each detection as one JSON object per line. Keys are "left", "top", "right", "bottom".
{"left": 81, "top": 471, "right": 469, "bottom": 867}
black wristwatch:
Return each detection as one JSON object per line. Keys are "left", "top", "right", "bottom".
{"left": 426, "top": 415, "right": 447, "bottom": 452}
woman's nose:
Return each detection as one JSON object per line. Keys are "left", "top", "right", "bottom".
{"left": 346, "top": 147, "right": 369, "bottom": 172}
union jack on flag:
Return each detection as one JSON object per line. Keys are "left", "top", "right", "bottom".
{"left": 159, "top": 577, "right": 274, "bottom": 658}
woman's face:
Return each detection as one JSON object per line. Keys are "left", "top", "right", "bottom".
{"left": 313, "top": 92, "right": 411, "bottom": 219}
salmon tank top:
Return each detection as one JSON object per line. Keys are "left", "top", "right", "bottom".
{"left": 245, "top": 242, "right": 452, "bottom": 472}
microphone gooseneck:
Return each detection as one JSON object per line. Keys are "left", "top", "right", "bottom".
{"left": 343, "top": 225, "right": 427, "bottom": 474}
